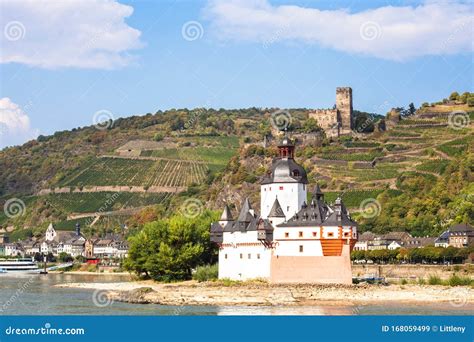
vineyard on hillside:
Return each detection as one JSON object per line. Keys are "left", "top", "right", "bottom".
{"left": 60, "top": 157, "right": 209, "bottom": 188}
{"left": 42, "top": 192, "right": 172, "bottom": 213}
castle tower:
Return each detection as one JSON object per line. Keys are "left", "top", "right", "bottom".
{"left": 336, "top": 87, "right": 353, "bottom": 131}
{"left": 260, "top": 136, "right": 308, "bottom": 221}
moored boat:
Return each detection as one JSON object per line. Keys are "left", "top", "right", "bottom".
{"left": 0, "top": 258, "right": 41, "bottom": 274}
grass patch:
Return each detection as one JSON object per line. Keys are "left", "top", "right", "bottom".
{"left": 193, "top": 264, "right": 218, "bottom": 282}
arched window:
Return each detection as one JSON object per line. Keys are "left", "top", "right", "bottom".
{"left": 293, "top": 170, "right": 300, "bottom": 177}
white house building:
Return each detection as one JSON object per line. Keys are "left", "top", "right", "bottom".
{"left": 211, "top": 136, "right": 358, "bottom": 284}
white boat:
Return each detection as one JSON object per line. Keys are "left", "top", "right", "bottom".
{"left": 0, "top": 258, "right": 41, "bottom": 274}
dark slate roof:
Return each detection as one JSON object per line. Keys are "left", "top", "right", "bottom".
{"left": 450, "top": 223, "right": 473, "bottom": 232}
{"left": 220, "top": 205, "right": 233, "bottom": 221}
{"left": 278, "top": 196, "right": 331, "bottom": 227}
{"left": 268, "top": 198, "right": 285, "bottom": 218}
{"left": 435, "top": 230, "right": 450, "bottom": 242}
{"left": 261, "top": 158, "right": 308, "bottom": 184}
{"left": 257, "top": 218, "right": 274, "bottom": 232}
{"left": 322, "top": 198, "right": 357, "bottom": 226}
{"left": 382, "top": 231, "right": 412, "bottom": 241}
{"left": 313, "top": 184, "right": 324, "bottom": 199}
{"left": 220, "top": 198, "right": 259, "bottom": 232}
{"left": 358, "top": 231, "right": 376, "bottom": 242}
{"left": 237, "top": 198, "right": 254, "bottom": 222}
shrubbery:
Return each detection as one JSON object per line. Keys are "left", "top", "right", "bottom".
{"left": 193, "top": 264, "right": 218, "bottom": 282}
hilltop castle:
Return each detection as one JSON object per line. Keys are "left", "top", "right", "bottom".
{"left": 309, "top": 87, "right": 353, "bottom": 137}
{"left": 210, "top": 136, "right": 358, "bottom": 284}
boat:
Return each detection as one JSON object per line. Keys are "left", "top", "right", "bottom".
{"left": 0, "top": 258, "right": 41, "bottom": 274}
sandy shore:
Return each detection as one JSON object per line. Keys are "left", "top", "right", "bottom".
{"left": 56, "top": 280, "right": 474, "bottom": 306}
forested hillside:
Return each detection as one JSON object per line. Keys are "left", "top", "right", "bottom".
{"left": 0, "top": 92, "right": 472, "bottom": 240}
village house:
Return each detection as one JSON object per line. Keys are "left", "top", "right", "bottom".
{"left": 448, "top": 223, "right": 474, "bottom": 248}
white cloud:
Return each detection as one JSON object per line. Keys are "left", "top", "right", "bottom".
{"left": 0, "top": 98, "right": 39, "bottom": 148}
{"left": 0, "top": 0, "right": 143, "bottom": 69}
{"left": 204, "top": 0, "right": 473, "bottom": 61}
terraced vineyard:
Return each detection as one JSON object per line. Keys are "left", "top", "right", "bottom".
{"left": 43, "top": 192, "right": 172, "bottom": 213}
{"left": 60, "top": 157, "right": 209, "bottom": 187}
{"left": 141, "top": 146, "right": 236, "bottom": 166}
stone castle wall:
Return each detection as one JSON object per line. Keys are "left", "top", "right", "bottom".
{"left": 308, "top": 87, "right": 353, "bottom": 137}
{"left": 336, "top": 87, "right": 353, "bottom": 131}
{"left": 270, "top": 244, "right": 353, "bottom": 284}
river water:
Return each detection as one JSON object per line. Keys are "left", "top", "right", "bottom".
{"left": 0, "top": 274, "right": 472, "bottom": 315}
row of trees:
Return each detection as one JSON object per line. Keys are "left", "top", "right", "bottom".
{"left": 351, "top": 246, "right": 472, "bottom": 264}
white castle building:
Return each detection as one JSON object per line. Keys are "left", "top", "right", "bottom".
{"left": 211, "top": 136, "right": 358, "bottom": 284}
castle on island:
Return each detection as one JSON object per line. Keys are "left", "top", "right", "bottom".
{"left": 210, "top": 136, "right": 358, "bottom": 284}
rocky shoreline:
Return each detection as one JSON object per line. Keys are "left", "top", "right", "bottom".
{"left": 56, "top": 281, "right": 474, "bottom": 307}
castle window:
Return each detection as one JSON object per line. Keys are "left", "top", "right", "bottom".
{"left": 303, "top": 184, "right": 305, "bottom": 190}
{"left": 257, "top": 254, "right": 260, "bottom": 259}
{"left": 240, "top": 254, "right": 243, "bottom": 259}
{"left": 248, "top": 254, "right": 251, "bottom": 259}
{"left": 328, "top": 232, "right": 334, "bottom": 237}
{"left": 299, "top": 231, "right": 303, "bottom": 238}
{"left": 285, "top": 232, "right": 289, "bottom": 238}
{"left": 344, "top": 232, "right": 349, "bottom": 237}
{"left": 312, "top": 232, "right": 317, "bottom": 237}
{"left": 287, "top": 206, "right": 290, "bottom": 212}
{"left": 225, "top": 254, "right": 228, "bottom": 259}
{"left": 279, "top": 186, "right": 284, "bottom": 190}
{"left": 299, "top": 245, "right": 304, "bottom": 253}
{"left": 293, "top": 170, "right": 300, "bottom": 177}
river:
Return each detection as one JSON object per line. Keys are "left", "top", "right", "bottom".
{"left": 0, "top": 274, "right": 472, "bottom": 315}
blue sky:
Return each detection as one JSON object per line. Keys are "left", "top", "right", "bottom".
{"left": 0, "top": 0, "right": 472, "bottom": 148}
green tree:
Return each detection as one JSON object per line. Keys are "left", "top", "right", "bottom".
{"left": 303, "top": 118, "right": 321, "bottom": 133}
{"left": 123, "top": 210, "right": 219, "bottom": 281}
{"left": 449, "top": 92, "right": 460, "bottom": 101}
{"left": 153, "top": 133, "right": 164, "bottom": 142}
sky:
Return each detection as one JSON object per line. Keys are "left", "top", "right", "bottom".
{"left": 0, "top": 0, "right": 472, "bottom": 148}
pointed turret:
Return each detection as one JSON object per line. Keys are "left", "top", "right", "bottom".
{"left": 313, "top": 184, "right": 324, "bottom": 201}
{"left": 220, "top": 205, "right": 233, "bottom": 221}
{"left": 237, "top": 197, "right": 254, "bottom": 222}
{"left": 268, "top": 198, "right": 285, "bottom": 218}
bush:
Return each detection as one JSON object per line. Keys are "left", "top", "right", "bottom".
{"left": 448, "top": 274, "right": 473, "bottom": 286}
{"left": 400, "top": 278, "right": 408, "bottom": 285}
{"left": 193, "top": 264, "right": 218, "bottom": 282}
{"left": 428, "top": 275, "right": 442, "bottom": 285}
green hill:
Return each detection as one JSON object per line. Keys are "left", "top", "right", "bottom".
{"left": 0, "top": 98, "right": 472, "bottom": 240}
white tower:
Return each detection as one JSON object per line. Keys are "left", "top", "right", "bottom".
{"left": 260, "top": 136, "right": 308, "bottom": 221}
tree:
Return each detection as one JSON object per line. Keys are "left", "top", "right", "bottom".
{"left": 303, "top": 118, "right": 321, "bottom": 133}
{"left": 467, "top": 96, "right": 474, "bottom": 107}
{"left": 153, "top": 133, "right": 164, "bottom": 142}
{"left": 449, "top": 92, "right": 459, "bottom": 101}
{"left": 407, "top": 103, "right": 416, "bottom": 116}
{"left": 58, "top": 252, "right": 73, "bottom": 263}
{"left": 123, "top": 210, "right": 219, "bottom": 281}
